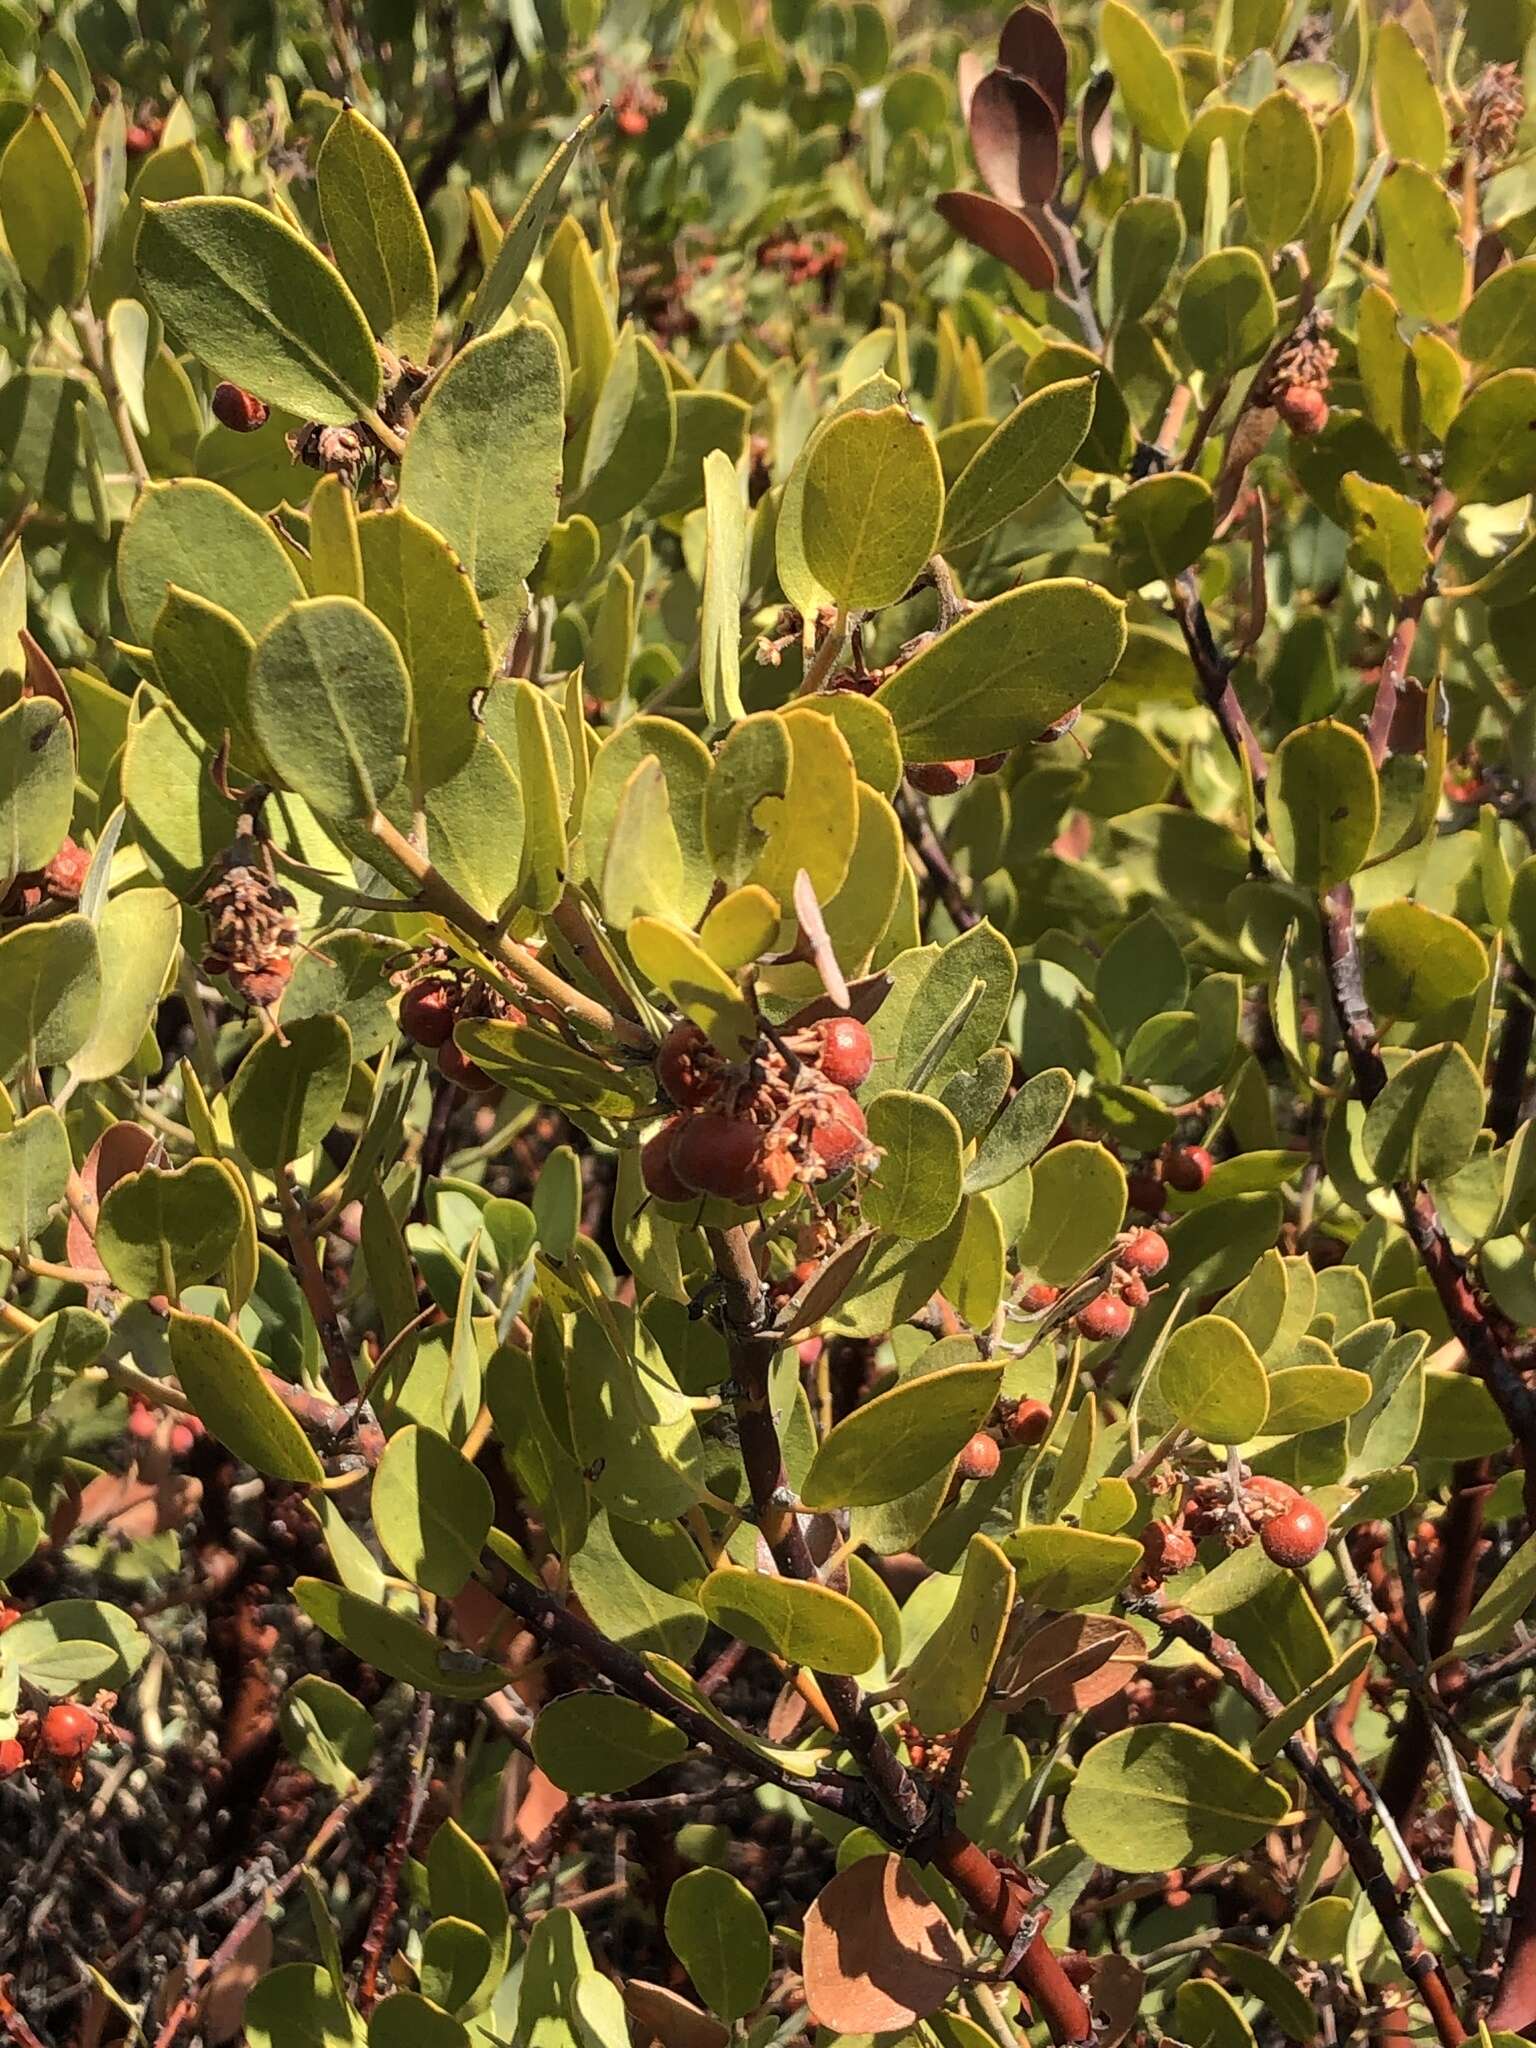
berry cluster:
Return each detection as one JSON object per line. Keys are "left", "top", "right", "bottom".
{"left": 1127, "top": 1141, "right": 1213, "bottom": 1217}
{"left": 1073, "top": 1226, "right": 1169, "bottom": 1346}
{"left": 1139, "top": 1470, "right": 1329, "bottom": 1582}
{"left": 0, "top": 1699, "right": 107, "bottom": 1785}
{"left": 896, "top": 1719, "right": 958, "bottom": 1776}
{"left": 641, "top": 1015, "right": 876, "bottom": 1209}
{"left": 1, "top": 835, "right": 89, "bottom": 918}
{"left": 756, "top": 230, "right": 847, "bottom": 288}
{"left": 127, "top": 1394, "right": 205, "bottom": 1460}
{"left": 1262, "top": 309, "right": 1337, "bottom": 440}
{"left": 200, "top": 856, "right": 300, "bottom": 1012}
{"left": 396, "top": 954, "right": 524, "bottom": 1094}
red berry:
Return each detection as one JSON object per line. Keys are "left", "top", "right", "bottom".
{"left": 656, "top": 1020, "right": 723, "bottom": 1108}
{"left": 906, "top": 759, "right": 975, "bottom": 796}
{"left": 400, "top": 980, "right": 458, "bottom": 1049}
{"left": 813, "top": 1016, "right": 873, "bottom": 1090}
{"left": 1276, "top": 384, "right": 1329, "bottom": 437}
{"left": 973, "top": 751, "right": 1009, "bottom": 775}
{"left": 438, "top": 1039, "right": 494, "bottom": 1093}
{"left": 1021, "top": 1281, "right": 1059, "bottom": 1312}
{"left": 957, "top": 1432, "right": 1001, "bottom": 1482}
{"left": 673, "top": 1114, "right": 774, "bottom": 1204}
{"left": 810, "top": 1088, "right": 868, "bottom": 1177}
{"left": 0, "top": 1738, "right": 24, "bottom": 1778}
{"left": 39, "top": 1702, "right": 97, "bottom": 1763}
{"left": 42, "top": 838, "right": 89, "bottom": 902}
{"left": 0, "top": 1606, "right": 18, "bottom": 1632}
{"left": 1076, "top": 1292, "right": 1133, "bottom": 1343}
{"left": 616, "top": 104, "right": 650, "bottom": 135}
{"left": 1163, "top": 1145, "right": 1213, "bottom": 1194}
{"left": 1244, "top": 1474, "right": 1299, "bottom": 1518}
{"left": 1127, "top": 1168, "right": 1166, "bottom": 1216}
{"left": 170, "top": 1424, "right": 196, "bottom": 1457}
{"left": 1120, "top": 1274, "right": 1150, "bottom": 1310}
{"left": 1008, "top": 1398, "right": 1052, "bottom": 1447}
{"left": 640, "top": 1118, "right": 693, "bottom": 1204}
{"left": 127, "top": 1402, "right": 157, "bottom": 1442}
{"left": 125, "top": 119, "right": 160, "bottom": 155}
{"left": 211, "top": 382, "right": 270, "bottom": 433}
{"left": 1141, "top": 1519, "right": 1198, "bottom": 1577}
{"left": 1262, "top": 1498, "right": 1329, "bottom": 1569}
{"left": 1122, "top": 1229, "right": 1169, "bottom": 1277}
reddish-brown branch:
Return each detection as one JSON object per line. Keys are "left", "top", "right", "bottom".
{"left": 705, "top": 1225, "right": 1093, "bottom": 2042}
{"left": 1488, "top": 1801, "right": 1536, "bottom": 2032}
{"left": 1363, "top": 490, "right": 1457, "bottom": 765}
{"left": 1140, "top": 1594, "right": 1467, "bottom": 2048}
{"left": 1169, "top": 573, "right": 1269, "bottom": 798}
{"left": 358, "top": 1695, "right": 434, "bottom": 2012}
{"left": 1320, "top": 886, "right": 1536, "bottom": 1525}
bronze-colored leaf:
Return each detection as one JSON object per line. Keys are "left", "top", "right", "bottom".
{"left": 969, "top": 70, "right": 1062, "bottom": 208}
{"left": 1078, "top": 70, "right": 1116, "bottom": 181}
{"left": 623, "top": 1982, "right": 729, "bottom": 2048}
{"left": 1093, "top": 1954, "right": 1147, "bottom": 2048}
{"left": 958, "top": 49, "right": 987, "bottom": 124}
{"left": 999, "top": 4, "right": 1070, "bottom": 121}
{"left": 66, "top": 1119, "right": 156, "bottom": 1268}
{"left": 1005, "top": 1612, "right": 1142, "bottom": 1712}
{"left": 774, "top": 1227, "right": 877, "bottom": 1336}
{"left": 936, "top": 190, "right": 1059, "bottom": 289}
{"left": 801, "top": 1854, "right": 967, "bottom": 2034}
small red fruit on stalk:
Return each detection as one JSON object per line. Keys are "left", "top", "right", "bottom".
{"left": 656, "top": 1019, "right": 721, "bottom": 1108}
{"left": 0, "top": 1606, "right": 19, "bottom": 1631}
{"left": 1121, "top": 1229, "right": 1168, "bottom": 1277}
{"left": 1008, "top": 1397, "right": 1052, "bottom": 1447}
{"left": 1127, "top": 1167, "right": 1166, "bottom": 1215}
{"left": 211, "top": 382, "right": 270, "bottom": 433}
{"left": 42, "top": 838, "right": 90, "bottom": 902}
{"left": 1275, "top": 383, "right": 1329, "bottom": 437}
{"left": 1139, "top": 1519, "right": 1198, "bottom": 1579}
{"left": 1020, "top": 1281, "right": 1059, "bottom": 1312}
{"left": 400, "top": 980, "right": 458, "bottom": 1049}
{"left": 810, "top": 1088, "right": 868, "bottom": 1177}
{"left": 1120, "top": 1274, "right": 1150, "bottom": 1310}
{"left": 812, "top": 1015, "right": 873, "bottom": 1090}
{"left": 673, "top": 1114, "right": 772, "bottom": 1203}
{"left": 1076, "top": 1292, "right": 1133, "bottom": 1342}
{"left": 0, "top": 1738, "right": 24, "bottom": 1778}
{"left": 438, "top": 1039, "right": 494, "bottom": 1093}
{"left": 39, "top": 1702, "right": 97, "bottom": 1762}
{"left": 640, "top": 1118, "right": 693, "bottom": 1204}
{"left": 1262, "top": 1497, "right": 1329, "bottom": 1569}
{"left": 1163, "top": 1144, "right": 1213, "bottom": 1193}
{"left": 906, "top": 759, "right": 975, "bottom": 796}
{"left": 957, "top": 1432, "right": 1001, "bottom": 1482}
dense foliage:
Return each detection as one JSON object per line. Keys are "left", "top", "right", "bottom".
{"left": 5, "top": 0, "right": 1536, "bottom": 2043}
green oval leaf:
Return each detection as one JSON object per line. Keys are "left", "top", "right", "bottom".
{"left": 531, "top": 1691, "right": 689, "bottom": 1794}
{"left": 802, "top": 406, "right": 944, "bottom": 610}
{"left": 1064, "top": 1723, "right": 1289, "bottom": 1872}
{"left": 698, "top": 1562, "right": 881, "bottom": 1675}
{"left": 800, "top": 1360, "right": 1003, "bottom": 1510}
{"left": 664, "top": 1868, "right": 772, "bottom": 2024}
{"left": 1269, "top": 719, "right": 1380, "bottom": 891}
{"left": 864, "top": 1091, "right": 965, "bottom": 1237}
{"left": 940, "top": 375, "right": 1096, "bottom": 550}
{"left": 249, "top": 596, "right": 411, "bottom": 821}
{"left": 138, "top": 196, "right": 383, "bottom": 426}
{"left": 1157, "top": 1313, "right": 1271, "bottom": 1443}
{"left": 316, "top": 106, "right": 437, "bottom": 362}
{"left": 878, "top": 581, "right": 1127, "bottom": 761}
{"left": 373, "top": 1424, "right": 494, "bottom": 1598}
{"left": 1361, "top": 1042, "right": 1486, "bottom": 1186}
{"left": 169, "top": 1309, "right": 324, "bottom": 1483}
{"left": 227, "top": 1013, "right": 354, "bottom": 1171}
{"left": 399, "top": 322, "right": 565, "bottom": 652}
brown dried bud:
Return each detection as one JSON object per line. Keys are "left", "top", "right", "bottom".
{"left": 201, "top": 859, "right": 300, "bottom": 1012}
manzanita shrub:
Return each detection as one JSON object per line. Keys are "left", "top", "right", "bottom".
{"left": 8, "top": 0, "right": 1536, "bottom": 2042}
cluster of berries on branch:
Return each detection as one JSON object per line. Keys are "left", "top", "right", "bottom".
{"left": 642, "top": 1014, "right": 878, "bottom": 1209}
{"left": 0, "top": 1696, "right": 111, "bottom": 1787}
{"left": 1127, "top": 1139, "right": 1214, "bottom": 1218}
{"left": 396, "top": 948, "right": 524, "bottom": 1094}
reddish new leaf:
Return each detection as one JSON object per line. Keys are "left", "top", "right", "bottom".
{"left": 801, "top": 1854, "right": 966, "bottom": 2034}
{"left": 969, "top": 69, "right": 1062, "bottom": 208}
{"left": 936, "top": 190, "right": 1059, "bottom": 289}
